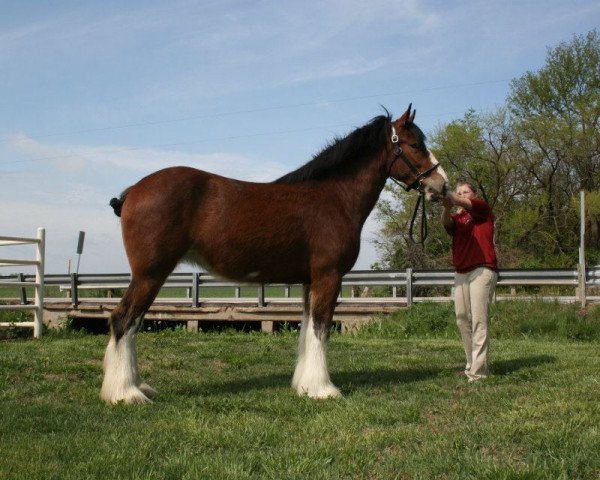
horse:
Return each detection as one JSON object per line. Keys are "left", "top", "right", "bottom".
{"left": 101, "top": 105, "right": 448, "bottom": 404}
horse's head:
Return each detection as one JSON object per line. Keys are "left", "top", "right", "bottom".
{"left": 387, "top": 105, "right": 448, "bottom": 201}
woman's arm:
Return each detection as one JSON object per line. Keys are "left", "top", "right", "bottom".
{"left": 441, "top": 194, "right": 455, "bottom": 232}
{"left": 445, "top": 191, "right": 473, "bottom": 210}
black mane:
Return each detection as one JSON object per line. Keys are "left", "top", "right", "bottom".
{"left": 274, "top": 114, "right": 392, "bottom": 184}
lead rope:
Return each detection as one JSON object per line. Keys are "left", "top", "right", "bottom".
{"left": 408, "top": 191, "right": 428, "bottom": 246}
{"left": 388, "top": 176, "right": 429, "bottom": 246}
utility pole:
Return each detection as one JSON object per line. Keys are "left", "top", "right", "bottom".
{"left": 579, "top": 191, "right": 586, "bottom": 308}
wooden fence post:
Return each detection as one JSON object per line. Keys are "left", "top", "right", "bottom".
{"left": 258, "top": 284, "right": 265, "bottom": 307}
{"left": 18, "top": 273, "right": 27, "bottom": 305}
{"left": 192, "top": 272, "right": 200, "bottom": 308}
{"left": 70, "top": 272, "right": 79, "bottom": 308}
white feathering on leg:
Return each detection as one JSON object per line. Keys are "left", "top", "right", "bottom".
{"left": 292, "top": 313, "right": 309, "bottom": 391}
{"left": 100, "top": 326, "right": 152, "bottom": 404}
{"left": 292, "top": 315, "right": 341, "bottom": 399}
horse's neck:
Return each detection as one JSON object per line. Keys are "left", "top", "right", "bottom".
{"left": 334, "top": 155, "right": 388, "bottom": 228}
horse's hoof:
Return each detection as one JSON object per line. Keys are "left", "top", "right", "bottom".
{"left": 139, "top": 383, "right": 158, "bottom": 399}
{"left": 124, "top": 389, "right": 152, "bottom": 404}
{"left": 295, "top": 383, "right": 342, "bottom": 400}
{"left": 100, "top": 387, "right": 152, "bottom": 405}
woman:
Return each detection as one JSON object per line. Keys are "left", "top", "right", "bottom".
{"left": 442, "top": 182, "right": 498, "bottom": 381}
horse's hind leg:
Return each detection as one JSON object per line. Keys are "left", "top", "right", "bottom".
{"left": 100, "top": 276, "right": 164, "bottom": 404}
{"left": 292, "top": 275, "right": 341, "bottom": 399}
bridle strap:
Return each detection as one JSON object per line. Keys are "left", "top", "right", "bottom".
{"left": 388, "top": 126, "right": 436, "bottom": 244}
{"left": 388, "top": 126, "right": 440, "bottom": 192}
{"left": 388, "top": 151, "right": 441, "bottom": 192}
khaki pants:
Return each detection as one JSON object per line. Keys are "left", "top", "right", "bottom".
{"left": 454, "top": 267, "right": 497, "bottom": 380}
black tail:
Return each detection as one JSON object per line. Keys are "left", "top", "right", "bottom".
{"left": 109, "top": 197, "right": 123, "bottom": 217}
{"left": 109, "top": 189, "right": 129, "bottom": 217}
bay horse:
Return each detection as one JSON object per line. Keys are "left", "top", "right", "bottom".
{"left": 101, "top": 105, "right": 448, "bottom": 404}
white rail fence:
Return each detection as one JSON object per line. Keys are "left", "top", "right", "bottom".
{"left": 4, "top": 266, "right": 599, "bottom": 308}
{"left": 0, "top": 228, "right": 45, "bottom": 337}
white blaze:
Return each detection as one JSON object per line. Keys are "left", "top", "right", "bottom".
{"left": 429, "top": 152, "right": 448, "bottom": 182}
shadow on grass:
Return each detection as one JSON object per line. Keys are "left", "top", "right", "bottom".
{"left": 189, "top": 367, "right": 443, "bottom": 397}
{"left": 179, "top": 356, "right": 556, "bottom": 397}
{"left": 492, "top": 355, "right": 557, "bottom": 376}
{"left": 337, "top": 367, "right": 444, "bottom": 394}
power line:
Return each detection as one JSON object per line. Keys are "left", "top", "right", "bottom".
{"left": 3, "top": 79, "right": 510, "bottom": 142}
{"left": 1, "top": 122, "right": 355, "bottom": 167}
{"left": 1, "top": 108, "right": 466, "bottom": 169}
{"left": 1, "top": 77, "right": 511, "bottom": 171}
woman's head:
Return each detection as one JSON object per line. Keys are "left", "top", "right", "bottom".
{"left": 455, "top": 182, "right": 478, "bottom": 200}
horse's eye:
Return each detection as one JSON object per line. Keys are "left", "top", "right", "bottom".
{"left": 411, "top": 143, "right": 419, "bottom": 149}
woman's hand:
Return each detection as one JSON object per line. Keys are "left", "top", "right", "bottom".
{"left": 442, "top": 191, "right": 455, "bottom": 209}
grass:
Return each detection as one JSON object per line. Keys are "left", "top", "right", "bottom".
{"left": 1, "top": 302, "right": 600, "bottom": 479}
{"left": 365, "top": 300, "right": 600, "bottom": 341}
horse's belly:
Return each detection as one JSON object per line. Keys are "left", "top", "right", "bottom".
{"left": 183, "top": 243, "right": 311, "bottom": 285}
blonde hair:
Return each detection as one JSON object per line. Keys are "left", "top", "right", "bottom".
{"left": 456, "top": 181, "right": 477, "bottom": 195}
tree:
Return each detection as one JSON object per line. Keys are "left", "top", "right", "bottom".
{"left": 375, "top": 108, "right": 523, "bottom": 268}
{"left": 509, "top": 29, "right": 600, "bottom": 259}
{"left": 374, "top": 30, "right": 600, "bottom": 270}
{"left": 510, "top": 30, "right": 600, "bottom": 192}
{"left": 374, "top": 184, "right": 451, "bottom": 270}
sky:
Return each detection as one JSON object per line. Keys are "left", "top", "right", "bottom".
{"left": 1, "top": 0, "right": 599, "bottom": 275}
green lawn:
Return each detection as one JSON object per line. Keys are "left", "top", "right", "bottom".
{"left": 1, "top": 303, "right": 599, "bottom": 479}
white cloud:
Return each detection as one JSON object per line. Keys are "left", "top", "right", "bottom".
{"left": 6, "top": 133, "right": 87, "bottom": 173}
{"left": 134, "top": 0, "right": 444, "bottom": 103}
{"left": 1, "top": 200, "right": 127, "bottom": 274}
{"left": 0, "top": 135, "right": 293, "bottom": 273}
{"left": 6, "top": 0, "right": 597, "bottom": 278}
{"left": 1, "top": 133, "right": 385, "bottom": 273}
{"left": 357, "top": 210, "right": 384, "bottom": 270}
{"left": 5, "top": 134, "right": 287, "bottom": 182}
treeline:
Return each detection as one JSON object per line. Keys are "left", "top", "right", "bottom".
{"left": 375, "top": 30, "right": 600, "bottom": 270}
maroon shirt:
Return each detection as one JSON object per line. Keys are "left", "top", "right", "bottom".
{"left": 450, "top": 198, "right": 497, "bottom": 273}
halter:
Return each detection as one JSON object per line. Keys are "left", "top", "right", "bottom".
{"left": 388, "top": 125, "right": 440, "bottom": 245}
{"left": 388, "top": 125, "right": 440, "bottom": 192}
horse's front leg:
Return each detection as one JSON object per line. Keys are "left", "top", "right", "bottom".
{"left": 292, "top": 284, "right": 310, "bottom": 389}
{"left": 292, "top": 275, "right": 341, "bottom": 399}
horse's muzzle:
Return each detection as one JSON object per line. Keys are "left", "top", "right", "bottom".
{"left": 421, "top": 181, "right": 446, "bottom": 202}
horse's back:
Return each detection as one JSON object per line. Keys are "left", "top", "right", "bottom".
{"left": 118, "top": 166, "right": 358, "bottom": 283}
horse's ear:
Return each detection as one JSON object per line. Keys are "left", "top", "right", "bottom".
{"left": 398, "top": 103, "right": 412, "bottom": 127}
{"left": 409, "top": 109, "right": 416, "bottom": 123}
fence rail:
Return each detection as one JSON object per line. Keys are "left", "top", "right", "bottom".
{"left": 0, "top": 228, "right": 45, "bottom": 337}
{"left": 3, "top": 265, "right": 598, "bottom": 308}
